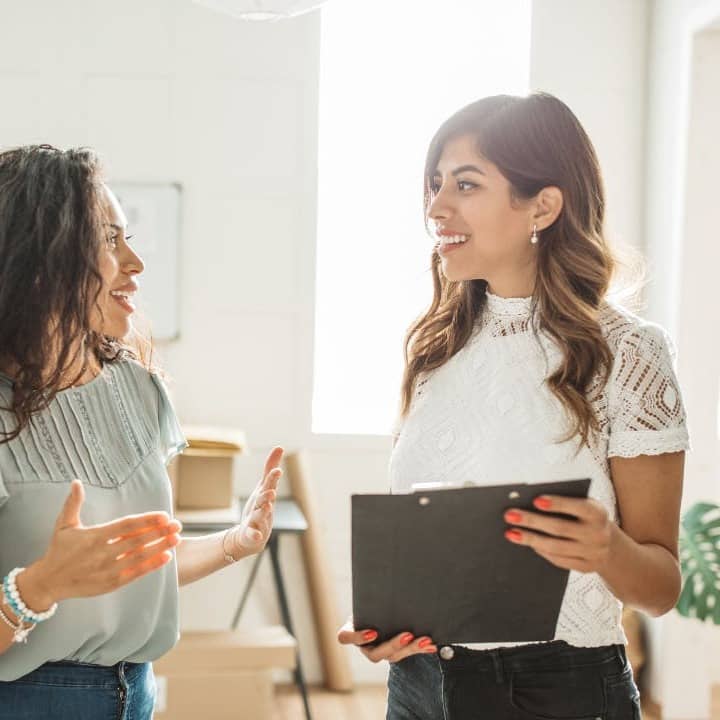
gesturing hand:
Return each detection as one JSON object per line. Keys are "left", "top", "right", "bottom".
{"left": 503, "top": 495, "right": 618, "bottom": 573}
{"left": 24, "top": 479, "right": 182, "bottom": 608}
{"left": 226, "top": 446, "right": 284, "bottom": 558}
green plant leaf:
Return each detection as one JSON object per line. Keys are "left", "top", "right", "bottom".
{"left": 677, "top": 502, "right": 720, "bottom": 624}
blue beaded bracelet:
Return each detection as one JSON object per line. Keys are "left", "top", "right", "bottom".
{"left": 2, "top": 569, "right": 57, "bottom": 624}
{"left": 1, "top": 576, "right": 34, "bottom": 624}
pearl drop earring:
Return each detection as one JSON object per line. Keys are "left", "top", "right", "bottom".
{"left": 530, "top": 225, "right": 539, "bottom": 245}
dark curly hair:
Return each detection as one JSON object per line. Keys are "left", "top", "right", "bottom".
{"left": 0, "top": 145, "right": 149, "bottom": 444}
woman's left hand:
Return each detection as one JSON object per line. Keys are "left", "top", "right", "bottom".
{"left": 228, "top": 446, "right": 284, "bottom": 557}
{"left": 503, "top": 495, "right": 619, "bottom": 574}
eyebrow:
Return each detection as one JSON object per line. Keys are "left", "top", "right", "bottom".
{"left": 432, "top": 164, "right": 487, "bottom": 178}
{"left": 106, "top": 223, "right": 127, "bottom": 232}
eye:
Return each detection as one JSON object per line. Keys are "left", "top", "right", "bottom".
{"left": 106, "top": 235, "right": 118, "bottom": 250}
{"left": 457, "top": 180, "right": 478, "bottom": 191}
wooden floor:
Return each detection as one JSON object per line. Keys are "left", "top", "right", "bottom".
{"left": 272, "top": 685, "right": 661, "bottom": 720}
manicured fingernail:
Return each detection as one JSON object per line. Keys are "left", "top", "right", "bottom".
{"left": 505, "top": 529, "right": 522, "bottom": 542}
{"left": 400, "top": 633, "right": 414, "bottom": 646}
{"left": 504, "top": 510, "right": 523, "bottom": 523}
{"left": 418, "top": 637, "right": 432, "bottom": 648}
{"left": 534, "top": 497, "right": 552, "bottom": 510}
{"left": 363, "top": 630, "right": 378, "bottom": 641}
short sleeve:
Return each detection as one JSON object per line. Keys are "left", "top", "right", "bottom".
{"left": 150, "top": 374, "right": 188, "bottom": 465}
{"left": 607, "top": 323, "right": 690, "bottom": 458}
{"left": 0, "top": 467, "right": 7, "bottom": 510}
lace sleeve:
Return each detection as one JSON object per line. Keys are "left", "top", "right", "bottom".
{"left": 607, "top": 323, "right": 690, "bottom": 458}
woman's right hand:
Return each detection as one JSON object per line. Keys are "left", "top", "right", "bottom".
{"left": 17, "top": 480, "right": 181, "bottom": 611}
{"left": 337, "top": 617, "right": 437, "bottom": 663}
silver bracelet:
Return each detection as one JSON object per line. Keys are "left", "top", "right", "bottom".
{"left": 221, "top": 527, "right": 238, "bottom": 564}
{"left": 0, "top": 603, "right": 35, "bottom": 644}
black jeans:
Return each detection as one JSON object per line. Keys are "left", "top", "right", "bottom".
{"left": 387, "top": 641, "right": 641, "bottom": 720}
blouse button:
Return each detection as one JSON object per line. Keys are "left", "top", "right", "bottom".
{"left": 439, "top": 646, "right": 455, "bottom": 661}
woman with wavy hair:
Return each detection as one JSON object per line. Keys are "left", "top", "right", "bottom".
{"left": 0, "top": 145, "right": 283, "bottom": 719}
{"left": 339, "top": 93, "right": 689, "bottom": 718}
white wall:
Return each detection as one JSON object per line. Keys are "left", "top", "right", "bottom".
{"left": 644, "top": 0, "right": 720, "bottom": 335}
{"left": 530, "top": 0, "right": 650, "bottom": 253}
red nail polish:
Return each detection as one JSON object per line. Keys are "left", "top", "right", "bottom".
{"left": 505, "top": 529, "right": 522, "bottom": 541}
{"left": 505, "top": 510, "right": 523, "bottom": 523}
{"left": 418, "top": 637, "right": 432, "bottom": 648}
{"left": 534, "top": 497, "right": 552, "bottom": 510}
{"left": 400, "top": 633, "right": 414, "bottom": 646}
{"left": 363, "top": 630, "right": 378, "bottom": 642}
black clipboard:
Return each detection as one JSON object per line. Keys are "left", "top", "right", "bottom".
{"left": 351, "top": 478, "right": 591, "bottom": 645}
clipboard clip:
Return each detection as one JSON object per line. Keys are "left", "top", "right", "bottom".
{"left": 411, "top": 481, "right": 521, "bottom": 502}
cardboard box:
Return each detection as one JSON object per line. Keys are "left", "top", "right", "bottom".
{"left": 171, "top": 426, "right": 246, "bottom": 510}
{"left": 182, "top": 425, "right": 246, "bottom": 453}
{"left": 153, "top": 627, "right": 296, "bottom": 720}
{"left": 174, "top": 448, "right": 236, "bottom": 509}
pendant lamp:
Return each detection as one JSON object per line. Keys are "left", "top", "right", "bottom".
{"left": 192, "top": 0, "right": 330, "bottom": 21}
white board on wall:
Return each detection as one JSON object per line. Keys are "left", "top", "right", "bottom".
{"left": 111, "top": 182, "right": 181, "bottom": 341}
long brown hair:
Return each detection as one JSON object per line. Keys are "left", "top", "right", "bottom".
{"left": 0, "top": 145, "right": 152, "bottom": 443}
{"left": 401, "top": 93, "right": 616, "bottom": 446}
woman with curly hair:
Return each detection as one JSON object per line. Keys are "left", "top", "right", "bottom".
{"left": 0, "top": 145, "right": 282, "bottom": 719}
{"left": 339, "top": 93, "right": 689, "bottom": 719}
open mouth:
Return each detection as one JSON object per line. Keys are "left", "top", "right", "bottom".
{"left": 109, "top": 290, "right": 137, "bottom": 314}
{"left": 436, "top": 234, "right": 469, "bottom": 254}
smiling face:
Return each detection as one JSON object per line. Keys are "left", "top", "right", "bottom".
{"left": 91, "top": 184, "right": 144, "bottom": 339}
{"left": 427, "top": 134, "right": 540, "bottom": 296}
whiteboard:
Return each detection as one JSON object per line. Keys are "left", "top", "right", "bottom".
{"left": 111, "top": 183, "right": 181, "bottom": 341}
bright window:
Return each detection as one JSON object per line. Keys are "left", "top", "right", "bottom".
{"left": 313, "top": 0, "right": 532, "bottom": 435}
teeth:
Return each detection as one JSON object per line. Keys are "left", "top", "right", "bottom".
{"left": 110, "top": 291, "right": 134, "bottom": 299}
{"left": 438, "top": 234, "right": 468, "bottom": 244}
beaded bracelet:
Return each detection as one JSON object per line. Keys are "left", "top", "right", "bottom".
{"left": 0, "top": 603, "right": 35, "bottom": 644}
{"left": 221, "top": 527, "right": 239, "bottom": 564}
{"left": 2, "top": 568, "right": 57, "bottom": 624}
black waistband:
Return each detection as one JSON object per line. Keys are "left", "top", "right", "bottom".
{"left": 438, "top": 641, "right": 626, "bottom": 675}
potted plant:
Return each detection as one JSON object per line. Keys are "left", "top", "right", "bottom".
{"left": 678, "top": 502, "right": 720, "bottom": 623}
{"left": 677, "top": 501, "right": 720, "bottom": 718}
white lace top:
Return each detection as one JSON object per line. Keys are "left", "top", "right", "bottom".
{"left": 389, "top": 290, "right": 690, "bottom": 649}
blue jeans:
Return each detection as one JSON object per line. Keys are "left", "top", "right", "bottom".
{"left": 387, "top": 641, "right": 642, "bottom": 719}
{"left": 0, "top": 659, "right": 156, "bottom": 720}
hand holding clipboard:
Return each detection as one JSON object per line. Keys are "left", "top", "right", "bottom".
{"left": 351, "top": 478, "right": 591, "bottom": 646}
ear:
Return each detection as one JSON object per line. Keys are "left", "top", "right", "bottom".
{"left": 531, "top": 186, "right": 563, "bottom": 232}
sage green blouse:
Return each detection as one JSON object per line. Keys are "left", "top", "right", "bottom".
{"left": 0, "top": 359, "right": 187, "bottom": 681}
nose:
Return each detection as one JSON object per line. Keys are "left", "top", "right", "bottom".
{"left": 122, "top": 246, "right": 144, "bottom": 277}
{"left": 427, "top": 183, "right": 453, "bottom": 224}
